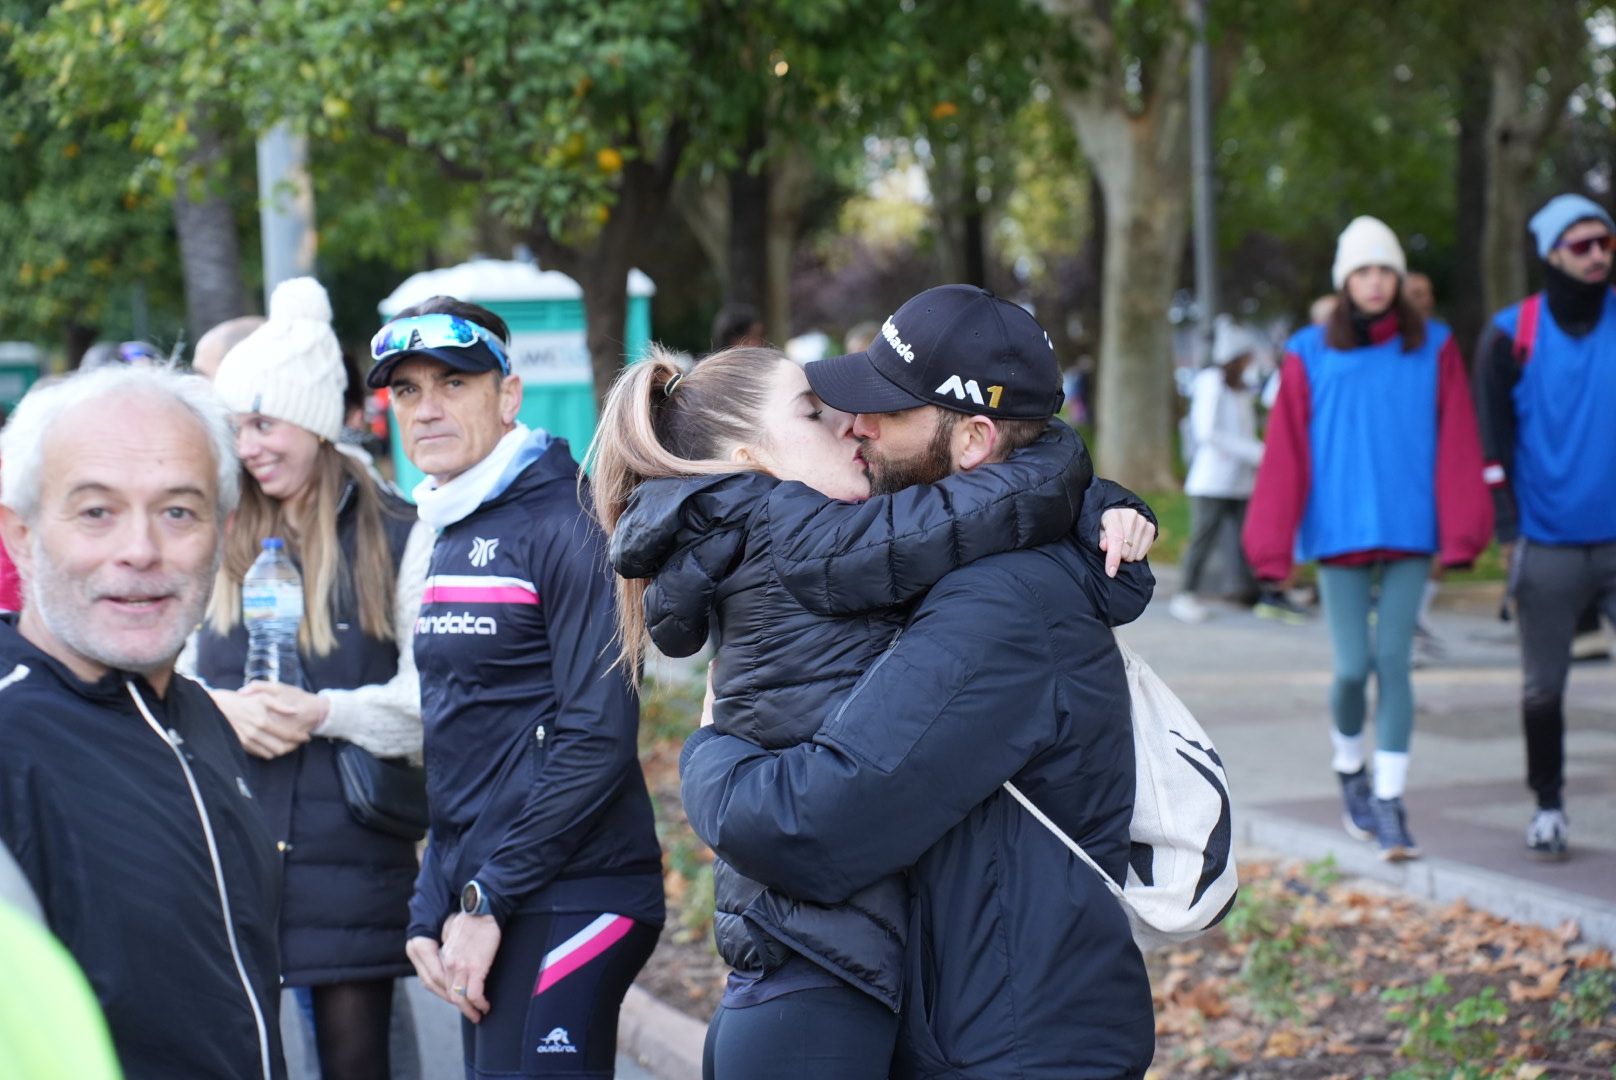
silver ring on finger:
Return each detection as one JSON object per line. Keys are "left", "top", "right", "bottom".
{"left": 452, "top": 985, "right": 467, "bottom": 996}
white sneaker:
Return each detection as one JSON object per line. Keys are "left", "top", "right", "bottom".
{"left": 1169, "top": 594, "right": 1211, "bottom": 624}
{"left": 1526, "top": 809, "right": 1569, "bottom": 860}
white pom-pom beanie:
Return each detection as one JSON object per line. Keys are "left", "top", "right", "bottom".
{"left": 213, "top": 277, "right": 347, "bottom": 442}
{"left": 1331, "top": 216, "right": 1407, "bottom": 290}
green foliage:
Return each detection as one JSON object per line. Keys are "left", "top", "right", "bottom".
{"left": 638, "top": 670, "right": 706, "bottom": 749}
{"left": 1223, "top": 872, "right": 1329, "bottom": 1020}
{"left": 1382, "top": 973, "right": 1511, "bottom": 1080}
{"left": 1553, "top": 968, "right": 1616, "bottom": 1029}
{"left": 0, "top": 2, "right": 184, "bottom": 345}
{"left": 1216, "top": 4, "right": 1461, "bottom": 310}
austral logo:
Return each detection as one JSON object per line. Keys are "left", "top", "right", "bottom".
{"left": 415, "top": 611, "right": 498, "bottom": 636}
{"left": 536, "top": 1027, "right": 577, "bottom": 1054}
{"left": 935, "top": 375, "right": 1004, "bottom": 409}
{"left": 469, "top": 537, "right": 500, "bottom": 568}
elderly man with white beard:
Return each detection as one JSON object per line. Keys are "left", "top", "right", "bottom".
{"left": 0, "top": 365, "right": 286, "bottom": 1080}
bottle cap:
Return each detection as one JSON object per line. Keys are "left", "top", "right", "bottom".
{"left": 263, "top": 538, "right": 285, "bottom": 551}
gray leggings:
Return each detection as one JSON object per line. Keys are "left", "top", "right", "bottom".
{"left": 1317, "top": 557, "right": 1431, "bottom": 754}
{"left": 1511, "top": 540, "right": 1616, "bottom": 809}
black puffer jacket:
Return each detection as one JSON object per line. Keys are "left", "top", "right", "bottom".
{"left": 613, "top": 423, "right": 1147, "bottom": 1010}
{"left": 193, "top": 483, "right": 418, "bottom": 985}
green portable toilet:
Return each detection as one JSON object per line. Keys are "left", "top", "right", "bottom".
{"left": 377, "top": 258, "right": 655, "bottom": 495}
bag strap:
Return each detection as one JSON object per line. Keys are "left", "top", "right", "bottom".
{"left": 1002, "top": 781, "right": 1124, "bottom": 901}
{"left": 1513, "top": 292, "right": 1542, "bottom": 365}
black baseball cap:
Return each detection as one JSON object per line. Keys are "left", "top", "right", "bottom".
{"left": 806, "top": 285, "right": 1063, "bottom": 419}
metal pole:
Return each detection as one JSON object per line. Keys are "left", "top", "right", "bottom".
{"left": 1189, "top": 0, "right": 1218, "bottom": 362}
{"left": 256, "top": 123, "right": 318, "bottom": 306}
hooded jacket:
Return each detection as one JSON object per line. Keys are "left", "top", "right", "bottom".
{"left": 408, "top": 433, "right": 664, "bottom": 940}
{"left": 679, "top": 518, "right": 1157, "bottom": 1078}
{"left": 0, "top": 618, "right": 285, "bottom": 1080}
{"left": 613, "top": 423, "right": 1112, "bottom": 1011}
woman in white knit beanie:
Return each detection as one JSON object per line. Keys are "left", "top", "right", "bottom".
{"left": 1243, "top": 217, "right": 1493, "bottom": 864}
{"left": 189, "top": 277, "right": 433, "bottom": 1080}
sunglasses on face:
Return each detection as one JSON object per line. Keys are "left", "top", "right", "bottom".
{"left": 1557, "top": 234, "right": 1615, "bottom": 257}
{"left": 370, "top": 314, "right": 510, "bottom": 372}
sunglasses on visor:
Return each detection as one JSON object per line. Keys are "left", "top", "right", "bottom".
{"left": 370, "top": 314, "right": 510, "bottom": 372}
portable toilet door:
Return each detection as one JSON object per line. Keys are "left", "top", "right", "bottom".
{"left": 376, "top": 258, "right": 655, "bottom": 496}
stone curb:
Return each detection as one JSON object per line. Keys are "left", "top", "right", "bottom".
{"left": 618, "top": 984, "right": 706, "bottom": 1080}
{"left": 1239, "top": 807, "right": 1616, "bottom": 948}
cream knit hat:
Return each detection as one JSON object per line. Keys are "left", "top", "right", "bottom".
{"left": 213, "top": 277, "right": 346, "bottom": 442}
{"left": 1331, "top": 216, "right": 1406, "bottom": 290}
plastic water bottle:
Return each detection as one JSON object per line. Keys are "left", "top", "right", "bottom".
{"left": 242, "top": 538, "right": 305, "bottom": 686}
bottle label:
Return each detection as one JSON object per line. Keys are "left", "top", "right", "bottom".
{"left": 242, "top": 582, "right": 304, "bottom": 622}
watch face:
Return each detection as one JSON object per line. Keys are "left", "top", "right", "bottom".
{"left": 461, "top": 882, "right": 479, "bottom": 913}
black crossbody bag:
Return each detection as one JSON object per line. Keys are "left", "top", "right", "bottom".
{"left": 334, "top": 742, "right": 429, "bottom": 841}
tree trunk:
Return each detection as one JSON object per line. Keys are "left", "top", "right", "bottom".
{"left": 528, "top": 125, "right": 688, "bottom": 409}
{"left": 64, "top": 320, "right": 98, "bottom": 371}
{"left": 763, "top": 144, "right": 814, "bottom": 344}
{"left": 726, "top": 125, "right": 768, "bottom": 320}
{"left": 172, "top": 126, "right": 249, "bottom": 343}
{"left": 1084, "top": 127, "right": 1190, "bottom": 490}
{"left": 1481, "top": 9, "right": 1583, "bottom": 315}
{"left": 1451, "top": 63, "right": 1490, "bottom": 361}
{"left": 1049, "top": 1, "right": 1194, "bottom": 490}
{"left": 962, "top": 188, "right": 987, "bottom": 289}
{"left": 673, "top": 170, "right": 729, "bottom": 287}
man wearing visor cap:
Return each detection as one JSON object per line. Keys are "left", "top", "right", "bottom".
{"left": 370, "top": 299, "right": 663, "bottom": 1079}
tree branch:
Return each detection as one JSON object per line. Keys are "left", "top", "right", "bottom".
{"left": 370, "top": 123, "right": 488, "bottom": 183}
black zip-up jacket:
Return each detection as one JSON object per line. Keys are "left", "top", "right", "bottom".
{"left": 0, "top": 618, "right": 285, "bottom": 1080}
{"left": 681, "top": 528, "right": 1156, "bottom": 1077}
{"left": 408, "top": 433, "right": 664, "bottom": 939}
{"left": 613, "top": 423, "right": 1118, "bottom": 1010}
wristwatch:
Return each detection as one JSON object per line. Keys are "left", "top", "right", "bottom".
{"left": 460, "top": 880, "right": 492, "bottom": 917}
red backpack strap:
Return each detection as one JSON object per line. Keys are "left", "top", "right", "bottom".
{"left": 1513, "top": 292, "right": 1543, "bottom": 365}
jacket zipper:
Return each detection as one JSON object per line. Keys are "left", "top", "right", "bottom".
{"left": 127, "top": 681, "right": 273, "bottom": 1080}
{"left": 824, "top": 631, "right": 902, "bottom": 731}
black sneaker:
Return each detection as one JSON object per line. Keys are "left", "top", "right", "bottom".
{"left": 1254, "top": 587, "right": 1309, "bottom": 625}
{"left": 1337, "top": 768, "right": 1375, "bottom": 841}
{"left": 1370, "top": 796, "right": 1421, "bottom": 862}
{"left": 1526, "top": 808, "right": 1569, "bottom": 861}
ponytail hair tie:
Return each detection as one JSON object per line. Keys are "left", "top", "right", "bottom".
{"left": 663, "top": 373, "right": 684, "bottom": 397}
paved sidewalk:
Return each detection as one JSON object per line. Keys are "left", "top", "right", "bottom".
{"left": 1133, "top": 567, "right": 1616, "bottom": 945}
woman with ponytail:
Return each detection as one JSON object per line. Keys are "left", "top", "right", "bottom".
{"left": 591, "top": 344, "right": 1153, "bottom": 1080}
{"left": 185, "top": 278, "right": 432, "bottom": 1080}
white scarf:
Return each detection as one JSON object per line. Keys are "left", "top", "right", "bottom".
{"left": 412, "top": 424, "right": 533, "bottom": 530}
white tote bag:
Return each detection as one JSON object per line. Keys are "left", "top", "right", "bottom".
{"left": 1005, "top": 636, "right": 1238, "bottom": 952}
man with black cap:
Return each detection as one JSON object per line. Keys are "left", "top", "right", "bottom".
{"left": 681, "top": 285, "right": 1158, "bottom": 1079}
{"left": 1474, "top": 194, "right": 1616, "bottom": 861}
{"left": 368, "top": 297, "right": 664, "bottom": 1079}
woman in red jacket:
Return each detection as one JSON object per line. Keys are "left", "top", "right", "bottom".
{"left": 1244, "top": 216, "right": 1492, "bottom": 861}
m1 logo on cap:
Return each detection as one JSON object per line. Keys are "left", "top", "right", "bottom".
{"left": 881, "top": 317, "right": 916, "bottom": 363}
{"left": 935, "top": 375, "right": 1004, "bottom": 409}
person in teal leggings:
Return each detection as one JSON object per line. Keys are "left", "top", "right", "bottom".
{"left": 1245, "top": 216, "right": 1493, "bottom": 860}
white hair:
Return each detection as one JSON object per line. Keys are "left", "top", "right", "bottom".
{"left": 0, "top": 364, "right": 240, "bottom": 523}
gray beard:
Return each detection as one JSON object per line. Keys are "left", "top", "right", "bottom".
{"left": 27, "top": 535, "right": 220, "bottom": 679}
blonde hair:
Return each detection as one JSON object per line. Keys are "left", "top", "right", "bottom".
{"left": 208, "top": 442, "right": 402, "bottom": 655}
{"left": 584, "top": 343, "right": 790, "bottom": 676}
